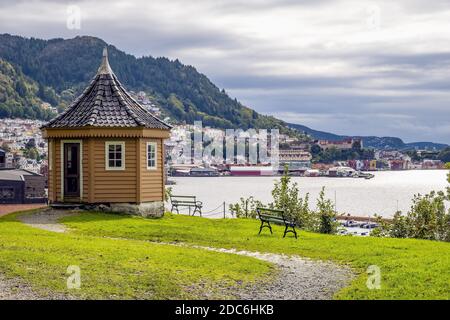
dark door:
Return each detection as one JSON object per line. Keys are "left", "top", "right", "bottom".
{"left": 64, "top": 143, "right": 80, "bottom": 197}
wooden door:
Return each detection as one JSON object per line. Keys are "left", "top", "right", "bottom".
{"left": 64, "top": 143, "right": 80, "bottom": 197}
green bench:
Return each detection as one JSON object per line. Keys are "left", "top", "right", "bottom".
{"left": 256, "top": 207, "right": 298, "bottom": 239}
{"left": 170, "top": 195, "right": 203, "bottom": 217}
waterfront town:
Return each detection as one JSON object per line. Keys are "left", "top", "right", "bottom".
{"left": 0, "top": 116, "right": 447, "bottom": 184}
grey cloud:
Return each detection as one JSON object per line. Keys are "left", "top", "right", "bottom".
{"left": 0, "top": 0, "right": 449, "bottom": 143}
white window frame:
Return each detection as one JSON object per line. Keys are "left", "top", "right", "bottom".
{"left": 146, "top": 142, "right": 157, "bottom": 170}
{"left": 105, "top": 141, "right": 125, "bottom": 170}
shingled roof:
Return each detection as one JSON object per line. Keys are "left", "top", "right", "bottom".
{"left": 42, "top": 48, "right": 171, "bottom": 130}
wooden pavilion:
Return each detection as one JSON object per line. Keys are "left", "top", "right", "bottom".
{"left": 41, "top": 48, "right": 172, "bottom": 216}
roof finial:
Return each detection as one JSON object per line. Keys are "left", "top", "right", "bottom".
{"left": 97, "top": 46, "right": 113, "bottom": 75}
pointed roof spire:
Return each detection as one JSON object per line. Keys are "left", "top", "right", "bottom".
{"left": 41, "top": 46, "right": 172, "bottom": 130}
{"left": 97, "top": 46, "right": 113, "bottom": 75}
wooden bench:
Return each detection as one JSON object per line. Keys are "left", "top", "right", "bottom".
{"left": 256, "top": 207, "right": 298, "bottom": 239}
{"left": 170, "top": 195, "right": 203, "bottom": 217}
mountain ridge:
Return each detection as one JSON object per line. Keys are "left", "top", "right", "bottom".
{"left": 0, "top": 33, "right": 447, "bottom": 150}
{"left": 0, "top": 33, "right": 294, "bottom": 134}
{"left": 288, "top": 123, "right": 448, "bottom": 150}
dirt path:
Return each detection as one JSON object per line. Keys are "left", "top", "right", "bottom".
{"left": 0, "top": 274, "right": 43, "bottom": 300}
{"left": 11, "top": 209, "right": 354, "bottom": 300}
{"left": 175, "top": 244, "right": 354, "bottom": 300}
{"left": 18, "top": 209, "right": 78, "bottom": 233}
{"left": 0, "top": 274, "right": 72, "bottom": 300}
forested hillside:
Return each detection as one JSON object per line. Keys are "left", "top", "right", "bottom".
{"left": 0, "top": 34, "right": 293, "bottom": 134}
{"left": 0, "top": 58, "right": 56, "bottom": 120}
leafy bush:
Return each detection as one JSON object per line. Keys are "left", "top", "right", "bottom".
{"left": 374, "top": 188, "right": 450, "bottom": 242}
{"left": 228, "top": 196, "right": 263, "bottom": 219}
{"left": 231, "top": 167, "right": 339, "bottom": 234}
{"left": 164, "top": 187, "right": 173, "bottom": 203}
{"left": 316, "top": 187, "right": 339, "bottom": 234}
{"left": 271, "top": 166, "right": 311, "bottom": 228}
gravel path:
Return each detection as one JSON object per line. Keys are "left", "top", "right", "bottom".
{"left": 11, "top": 209, "right": 354, "bottom": 300}
{"left": 178, "top": 245, "right": 354, "bottom": 300}
{"left": 0, "top": 274, "right": 42, "bottom": 300}
{"left": 0, "top": 274, "right": 72, "bottom": 300}
{"left": 18, "top": 209, "right": 78, "bottom": 233}
{"left": 0, "top": 210, "right": 78, "bottom": 300}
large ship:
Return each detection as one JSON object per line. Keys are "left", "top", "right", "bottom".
{"left": 229, "top": 166, "right": 277, "bottom": 176}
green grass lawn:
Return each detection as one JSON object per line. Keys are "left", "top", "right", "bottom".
{"left": 0, "top": 211, "right": 271, "bottom": 299}
{"left": 61, "top": 212, "right": 450, "bottom": 300}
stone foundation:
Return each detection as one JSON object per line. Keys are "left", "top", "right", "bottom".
{"left": 109, "top": 201, "right": 165, "bottom": 218}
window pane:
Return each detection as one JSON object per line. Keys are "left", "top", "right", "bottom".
{"left": 109, "top": 160, "right": 115, "bottom": 167}
{"left": 147, "top": 143, "right": 156, "bottom": 168}
{"left": 109, "top": 152, "right": 115, "bottom": 160}
{"left": 109, "top": 145, "right": 115, "bottom": 152}
{"left": 116, "top": 145, "right": 122, "bottom": 152}
{"left": 116, "top": 160, "right": 122, "bottom": 167}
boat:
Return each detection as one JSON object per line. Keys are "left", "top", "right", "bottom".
{"left": 327, "top": 166, "right": 356, "bottom": 177}
{"left": 229, "top": 166, "right": 277, "bottom": 176}
{"left": 304, "top": 169, "right": 320, "bottom": 177}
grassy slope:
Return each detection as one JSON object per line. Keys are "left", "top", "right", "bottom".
{"left": 62, "top": 212, "right": 450, "bottom": 300}
{"left": 0, "top": 212, "right": 271, "bottom": 299}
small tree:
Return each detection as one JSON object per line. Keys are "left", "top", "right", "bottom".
{"left": 229, "top": 196, "right": 262, "bottom": 219}
{"left": 374, "top": 176, "right": 450, "bottom": 242}
{"left": 389, "top": 211, "right": 410, "bottom": 238}
{"left": 164, "top": 187, "right": 173, "bottom": 203}
{"left": 315, "top": 187, "right": 339, "bottom": 234}
{"left": 271, "top": 165, "right": 311, "bottom": 227}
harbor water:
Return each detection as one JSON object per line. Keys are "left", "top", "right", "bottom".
{"left": 170, "top": 170, "right": 449, "bottom": 218}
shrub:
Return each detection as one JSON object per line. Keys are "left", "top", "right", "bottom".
{"left": 315, "top": 187, "right": 339, "bottom": 234}
{"left": 375, "top": 190, "right": 450, "bottom": 242}
{"left": 229, "top": 196, "right": 263, "bottom": 219}
{"left": 271, "top": 166, "right": 311, "bottom": 228}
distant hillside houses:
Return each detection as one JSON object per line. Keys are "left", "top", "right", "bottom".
{"left": 0, "top": 118, "right": 48, "bottom": 174}
{"left": 40, "top": 102, "right": 58, "bottom": 114}
{"left": 130, "top": 91, "right": 161, "bottom": 116}
{"left": 315, "top": 138, "right": 363, "bottom": 150}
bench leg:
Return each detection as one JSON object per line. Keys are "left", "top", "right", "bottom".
{"left": 191, "top": 206, "right": 201, "bottom": 217}
{"left": 259, "top": 221, "right": 272, "bottom": 235}
{"left": 283, "top": 225, "right": 298, "bottom": 239}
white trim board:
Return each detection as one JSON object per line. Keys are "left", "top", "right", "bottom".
{"left": 105, "top": 141, "right": 126, "bottom": 170}
{"left": 146, "top": 141, "right": 157, "bottom": 170}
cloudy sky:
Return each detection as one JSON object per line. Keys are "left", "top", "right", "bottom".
{"left": 0, "top": 0, "right": 449, "bottom": 143}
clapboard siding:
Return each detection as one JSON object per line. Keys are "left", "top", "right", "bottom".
{"left": 47, "top": 139, "right": 54, "bottom": 202}
{"left": 83, "top": 141, "right": 89, "bottom": 200}
{"left": 54, "top": 139, "right": 61, "bottom": 202}
{"left": 49, "top": 136, "right": 165, "bottom": 205}
{"left": 140, "top": 138, "right": 164, "bottom": 202}
{"left": 92, "top": 138, "right": 137, "bottom": 203}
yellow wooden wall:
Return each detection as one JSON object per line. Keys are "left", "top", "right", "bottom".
{"left": 48, "top": 137, "right": 165, "bottom": 204}
{"left": 139, "top": 138, "right": 164, "bottom": 202}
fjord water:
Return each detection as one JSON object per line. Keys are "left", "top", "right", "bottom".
{"left": 171, "top": 170, "right": 449, "bottom": 218}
